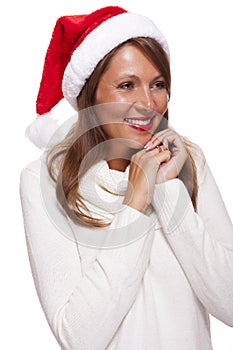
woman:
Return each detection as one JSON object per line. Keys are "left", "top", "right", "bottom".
{"left": 20, "top": 6, "right": 233, "bottom": 350}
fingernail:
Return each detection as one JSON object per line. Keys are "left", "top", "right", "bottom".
{"left": 145, "top": 142, "right": 158, "bottom": 151}
{"left": 144, "top": 141, "right": 153, "bottom": 149}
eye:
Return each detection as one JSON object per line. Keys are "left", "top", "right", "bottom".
{"left": 117, "top": 82, "right": 134, "bottom": 90}
{"left": 151, "top": 81, "right": 167, "bottom": 90}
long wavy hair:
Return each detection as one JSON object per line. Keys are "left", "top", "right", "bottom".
{"left": 47, "top": 37, "right": 198, "bottom": 227}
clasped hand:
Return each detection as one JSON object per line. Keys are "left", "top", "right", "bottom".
{"left": 123, "top": 128, "right": 188, "bottom": 213}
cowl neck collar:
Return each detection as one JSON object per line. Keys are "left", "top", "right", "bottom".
{"left": 78, "top": 160, "right": 130, "bottom": 219}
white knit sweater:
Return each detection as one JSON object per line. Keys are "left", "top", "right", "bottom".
{"left": 20, "top": 144, "right": 233, "bottom": 350}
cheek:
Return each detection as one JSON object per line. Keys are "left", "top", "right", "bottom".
{"left": 95, "top": 103, "right": 132, "bottom": 124}
{"left": 95, "top": 86, "right": 108, "bottom": 104}
{"left": 157, "top": 99, "right": 168, "bottom": 116}
{"left": 95, "top": 84, "right": 120, "bottom": 104}
{"left": 95, "top": 109, "right": 117, "bottom": 136}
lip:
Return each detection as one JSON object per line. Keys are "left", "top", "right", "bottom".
{"left": 124, "top": 116, "right": 154, "bottom": 132}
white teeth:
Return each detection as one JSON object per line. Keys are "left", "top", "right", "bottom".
{"left": 124, "top": 118, "right": 151, "bottom": 126}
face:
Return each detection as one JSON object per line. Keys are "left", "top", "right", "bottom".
{"left": 95, "top": 44, "right": 169, "bottom": 154}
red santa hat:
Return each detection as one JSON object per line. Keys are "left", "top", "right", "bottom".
{"left": 26, "top": 6, "right": 169, "bottom": 148}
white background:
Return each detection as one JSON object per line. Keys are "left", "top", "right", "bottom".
{"left": 1, "top": 0, "right": 232, "bottom": 348}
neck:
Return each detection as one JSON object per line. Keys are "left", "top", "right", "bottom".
{"left": 105, "top": 142, "right": 137, "bottom": 172}
{"left": 107, "top": 158, "right": 130, "bottom": 172}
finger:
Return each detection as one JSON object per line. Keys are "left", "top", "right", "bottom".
{"left": 155, "top": 150, "right": 172, "bottom": 165}
{"left": 144, "top": 132, "right": 174, "bottom": 151}
{"left": 143, "top": 128, "right": 170, "bottom": 149}
{"left": 145, "top": 142, "right": 166, "bottom": 152}
{"left": 153, "top": 132, "right": 184, "bottom": 152}
{"left": 132, "top": 145, "right": 172, "bottom": 165}
{"left": 154, "top": 127, "right": 175, "bottom": 139}
{"left": 154, "top": 130, "right": 177, "bottom": 145}
{"left": 143, "top": 134, "right": 164, "bottom": 150}
{"left": 148, "top": 148, "right": 172, "bottom": 164}
{"left": 144, "top": 128, "right": 175, "bottom": 147}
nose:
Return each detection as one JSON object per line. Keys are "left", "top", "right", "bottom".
{"left": 136, "top": 85, "right": 155, "bottom": 111}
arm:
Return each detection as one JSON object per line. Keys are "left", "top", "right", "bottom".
{"left": 20, "top": 161, "right": 155, "bottom": 350}
{"left": 152, "top": 147, "right": 233, "bottom": 326}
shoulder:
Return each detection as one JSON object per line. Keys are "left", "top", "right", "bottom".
{"left": 19, "top": 158, "right": 57, "bottom": 222}
{"left": 20, "top": 158, "right": 51, "bottom": 194}
{"left": 20, "top": 159, "right": 42, "bottom": 179}
{"left": 19, "top": 159, "right": 42, "bottom": 202}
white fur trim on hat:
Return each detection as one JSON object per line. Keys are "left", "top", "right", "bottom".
{"left": 62, "top": 12, "right": 169, "bottom": 110}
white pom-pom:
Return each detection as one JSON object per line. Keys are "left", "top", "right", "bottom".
{"left": 25, "top": 99, "right": 77, "bottom": 149}
{"left": 25, "top": 113, "right": 62, "bottom": 149}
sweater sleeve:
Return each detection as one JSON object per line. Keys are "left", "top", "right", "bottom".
{"left": 19, "top": 161, "right": 155, "bottom": 350}
{"left": 152, "top": 147, "right": 233, "bottom": 327}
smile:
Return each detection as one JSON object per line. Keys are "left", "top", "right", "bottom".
{"left": 124, "top": 117, "right": 154, "bottom": 132}
{"left": 124, "top": 118, "right": 152, "bottom": 126}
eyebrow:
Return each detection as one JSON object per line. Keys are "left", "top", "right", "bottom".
{"left": 113, "top": 73, "right": 164, "bottom": 82}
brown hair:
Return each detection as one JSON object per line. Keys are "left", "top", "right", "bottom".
{"left": 47, "top": 37, "right": 198, "bottom": 227}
